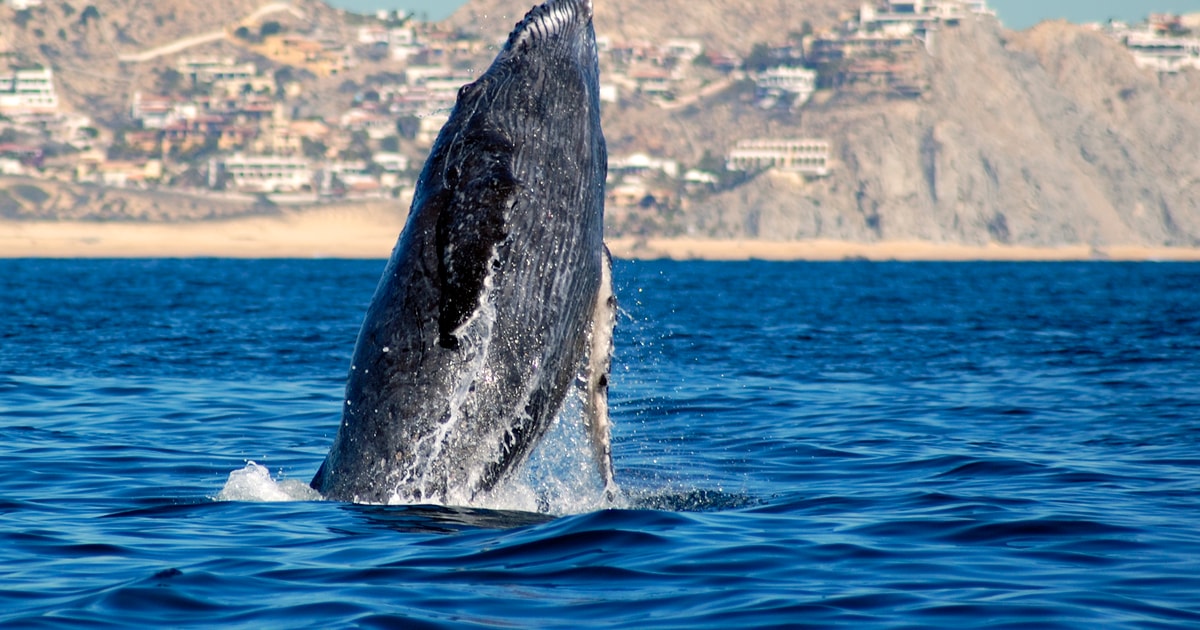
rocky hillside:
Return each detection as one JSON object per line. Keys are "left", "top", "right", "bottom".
{"left": 0, "top": 0, "right": 346, "bottom": 122}
{"left": 4, "top": 0, "right": 1198, "bottom": 249}
{"left": 451, "top": 1, "right": 1200, "bottom": 248}
{"left": 681, "top": 18, "right": 1200, "bottom": 247}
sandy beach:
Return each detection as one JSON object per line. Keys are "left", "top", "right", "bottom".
{"left": 3, "top": 207, "right": 1200, "bottom": 261}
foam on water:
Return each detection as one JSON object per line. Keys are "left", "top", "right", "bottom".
{"left": 217, "top": 461, "right": 322, "bottom": 502}
{"left": 478, "top": 388, "right": 617, "bottom": 514}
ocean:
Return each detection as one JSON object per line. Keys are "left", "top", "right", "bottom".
{"left": 2, "top": 258, "right": 1199, "bottom": 628}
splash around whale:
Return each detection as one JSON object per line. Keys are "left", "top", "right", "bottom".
{"left": 309, "top": 0, "right": 616, "bottom": 507}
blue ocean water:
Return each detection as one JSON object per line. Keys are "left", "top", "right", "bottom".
{"left": 2, "top": 258, "right": 1199, "bottom": 628}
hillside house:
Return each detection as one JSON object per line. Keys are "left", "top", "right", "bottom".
{"left": 608, "top": 153, "right": 680, "bottom": 180}
{"left": 75, "top": 158, "right": 162, "bottom": 188}
{"left": 726, "top": 139, "right": 831, "bottom": 177}
{"left": 259, "top": 36, "right": 352, "bottom": 77}
{"left": 1125, "top": 33, "right": 1200, "bottom": 72}
{"left": 339, "top": 108, "right": 395, "bottom": 140}
{"left": 210, "top": 154, "right": 313, "bottom": 193}
{"left": 0, "top": 66, "right": 58, "bottom": 115}
{"left": 754, "top": 66, "right": 818, "bottom": 107}
{"left": 177, "top": 58, "right": 256, "bottom": 86}
{"left": 131, "top": 93, "right": 191, "bottom": 129}
{"left": 1105, "top": 14, "right": 1200, "bottom": 73}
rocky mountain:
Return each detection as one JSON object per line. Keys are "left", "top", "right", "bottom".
{"left": 452, "top": 1, "right": 1200, "bottom": 248}
{"left": 703, "top": 18, "right": 1199, "bottom": 247}
{"left": 4, "top": 0, "right": 1198, "bottom": 249}
{"left": 0, "top": 0, "right": 346, "bottom": 122}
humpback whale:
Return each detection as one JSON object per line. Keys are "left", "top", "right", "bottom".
{"left": 312, "top": 0, "right": 614, "bottom": 505}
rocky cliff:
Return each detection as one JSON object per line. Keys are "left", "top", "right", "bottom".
{"left": 453, "top": 2, "right": 1199, "bottom": 248}
{"left": 0, "top": 0, "right": 345, "bottom": 121}
{"left": 4, "top": 1, "right": 1198, "bottom": 249}
{"left": 673, "top": 18, "right": 1200, "bottom": 247}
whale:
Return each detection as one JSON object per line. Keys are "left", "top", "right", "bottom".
{"left": 311, "top": 0, "right": 615, "bottom": 505}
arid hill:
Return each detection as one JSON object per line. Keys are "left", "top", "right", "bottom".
{"left": 680, "top": 18, "right": 1200, "bottom": 247}
{"left": 3, "top": 0, "right": 1198, "bottom": 249}
{"left": 1, "top": 0, "right": 346, "bottom": 122}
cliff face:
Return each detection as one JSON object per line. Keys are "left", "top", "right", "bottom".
{"left": 1, "top": 0, "right": 345, "bottom": 121}
{"left": 6, "top": 1, "right": 1198, "bottom": 249}
{"left": 686, "top": 18, "right": 1200, "bottom": 247}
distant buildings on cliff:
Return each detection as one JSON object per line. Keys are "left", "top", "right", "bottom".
{"left": 1100, "top": 13, "right": 1200, "bottom": 73}
{"left": 726, "top": 140, "right": 832, "bottom": 178}
{"left": 4, "top": 0, "right": 1196, "bottom": 214}
{"left": 0, "top": 66, "right": 57, "bottom": 114}
{"left": 0, "top": 0, "right": 1009, "bottom": 212}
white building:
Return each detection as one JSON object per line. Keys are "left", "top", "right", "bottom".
{"left": 0, "top": 157, "right": 24, "bottom": 175}
{"left": 389, "top": 26, "right": 417, "bottom": 47}
{"left": 375, "top": 9, "right": 409, "bottom": 22}
{"left": 608, "top": 152, "right": 679, "bottom": 179}
{"left": 130, "top": 92, "right": 197, "bottom": 129}
{"left": 856, "top": 1, "right": 993, "bottom": 37}
{"left": 1125, "top": 32, "right": 1200, "bottom": 73}
{"left": 664, "top": 38, "right": 705, "bottom": 60}
{"left": 339, "top": 108, "right": 396, "bottom": 140}
{"left": 726, "top": 139, "right": 831, "bottom": 177}
{"left": 357, "top": 25, "right": 389, "bottom": 45}
{"left": 0, "top": 67, "right": 59, "bottom": 115}
{"left": 321, "top": 160, "right": 381, "bottom": 196}
{"left": 961, "top": 0, "right": 995, "bottom": 16}
{"left": 177, "top": 57, "right": 256, "bottom": 85}
{"left": 372, "top": 152, "right": 409, "bottom": 172}
{"left": 754, "top": 66, "right": 818, "bottom": 107}
{"left": 210, "top": 154, "right": 314, "bottom": 193}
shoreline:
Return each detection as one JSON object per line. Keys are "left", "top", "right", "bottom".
{"left": 3, "top": 214, "right": 1200, "bottom": 261}
{"left": 606, "top": 238, "right": 1200, "bottom": 262}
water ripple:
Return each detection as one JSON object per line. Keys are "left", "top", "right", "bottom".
{"left": 2, "top": 260, "right": 1199, "bottom": 627}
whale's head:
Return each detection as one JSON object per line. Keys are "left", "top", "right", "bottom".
{"left": 418, "top": 0, "right": 604, "bottom": 209}
{"left": 446, "top": 0, "right": 603, "bottom": 171}
{"left": 496, "top": 0, "right": 598, "bottom": 78}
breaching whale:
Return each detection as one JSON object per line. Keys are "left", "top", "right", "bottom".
{"left": 311, "top": 0, "right": 614, "bottom": 505}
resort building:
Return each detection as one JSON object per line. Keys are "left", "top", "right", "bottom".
{"left": 753, "top": 66, "right": 818, "bottom": 107}
{"left": 809, "top": 0, "right": 994, "bottom": 62}
{"left": 209, "top": 154, "right": 314, "bottom": 193}
{"left": 177, "top": 58, "right": 257, "bottom": 86}
{"left": 257, "top": 36, "right": 352, "bottom": 77}
{"left": 608, "top": 152, "right": 680, "bottom": 180}
{"left": 0, "top": 66, "right": 59, "bottom": 115}
{"left": 726, "top": 139, "right": 831, "bottom": 177}
{"left": 1124, "top": 32, "right": 1200, "bottom": 73}
{"left": 1103, "top": 14, "right": 1200, "bottom": 73}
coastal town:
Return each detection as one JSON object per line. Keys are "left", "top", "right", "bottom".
{"left": 1, "top": 0, "right": 1197, "bottom": 226}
